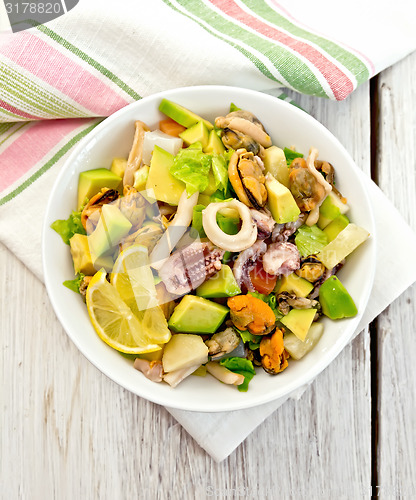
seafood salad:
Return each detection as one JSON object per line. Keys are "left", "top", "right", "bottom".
{"left": 51, "top": 99, "right": 369, "bottom": 391}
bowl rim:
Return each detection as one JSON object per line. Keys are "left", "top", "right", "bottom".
{"left": 42, "top": 85, "right": 376, "bottom": 412}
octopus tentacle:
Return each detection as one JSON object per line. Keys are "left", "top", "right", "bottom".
{"left": 158, "top": 242, "right": 224, "bottom": 296}
{"left": 232, "top": 240, "right": 267, "bottom": 292}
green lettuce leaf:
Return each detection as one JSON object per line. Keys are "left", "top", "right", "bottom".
{"left": 211, "top": 155, "right": 228, "bottom": 193}
{"left": 216, "top": 213, "right": 240, "bottom": 235}
{"left": 170, "top": 144, "right": 212, "bottom": 195}
{"left": 284, "top": 147, "right": 303, "bottom": 166}
{"left": 295, "top": 224, "right": 328, "bottom": 257}
{"left": 63, "top": 273, "right": 85, "bottom": 293}
{"left": 237, "top": 329, "right": 262, "bottom": 350}
{"left": 192, "top": 204, "right": 207, "bottom": 238}
{"left": 51, "top": 209, "right": 86, "bottom": 245}
{"left": 210, "top": 190, "right": 233, "bottom": 203}
{"left": 248, "top": 291, "right": 282, "bottom": 320}
{"left": 229, "top": 102, "right": 241, "bottom": 112}
{"left": 220, "top": 357, "right": 256, "bottom": 392}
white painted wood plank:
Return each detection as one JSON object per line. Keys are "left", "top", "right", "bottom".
{"left": 375, "top": 50, "right": 416, "bottom": 498}
{"left": 1, "top": 82, "right": 372, "bottom": 499}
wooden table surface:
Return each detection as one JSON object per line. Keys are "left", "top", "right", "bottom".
{"left": 2, "top": 51, "right": 416, "bottom": 500}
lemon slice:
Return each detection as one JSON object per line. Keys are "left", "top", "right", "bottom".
{"left": 86, "top": 270, "right": 162, "bottom": 354}
{"left": 110, "top": 245, "right": 171, "bottom": 344}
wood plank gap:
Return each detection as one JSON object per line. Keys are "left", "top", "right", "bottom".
{"left": 369, "top": 319, "right": 379, "bottom": 498}
{"left": 369, "top": 74, "right": 380, "bottom": 499}
{"left": 370, "top": 75, "right": 380, "bottom": 185}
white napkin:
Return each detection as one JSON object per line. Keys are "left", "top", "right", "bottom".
{"left": 1, "top": 163, "right": 415, "bottom": 461}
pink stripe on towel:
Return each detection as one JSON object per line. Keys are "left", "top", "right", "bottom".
{"left": 0, "top": 119, "right": 88, "bottom": 191}
{"left": 209, "top": 0, "right": 354, "bottom": 99}
{"left": 0, "top": 32, "right": 130, "bottom": 116}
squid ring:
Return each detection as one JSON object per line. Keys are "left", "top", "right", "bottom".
{"left": 202, "top": 199, "right": 257, "bottom": 252}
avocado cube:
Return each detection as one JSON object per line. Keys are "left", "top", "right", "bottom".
{"left": 145, "top": 146, "right": 185, "bottom": 205}
{"left": 69, "top": 233, "right": 113, "bottom": 274}
{"left": 179, "top": 120, "right": 210, "bottom": 149}
{"left": 110, "top": 157, "right": 127, "bottom": 180}
{"left": 101, "top": 204, "right": 132, "bottom": 246}
{"left": 204, "top": 129, "right": 225, "bottom": 154}
{"left": 280, "top": 308, "right": 317, "bottom": 342}
{"left": 77, "top": 168, "right": 122, "bottom": 210}
{"left": 133, "top": 165, "right": 150, "bottom": 192}
{"left": 265, "top": 173, "right": 300, "bottom": 223}
{"left": 317, "top": 191, "right": 349, "bottom": 229}
{"left": 275, "top": 273, "right": 314, "bottom": 298}
{"left": 159, "top": 98, "right": 213, "bottom": 130}
{"left": 319, "top": 276, "right": 357, "bottom": 319}
{"left": 88, "top": 204, "right": 132, "bottom": 258}
{"left": 168, "top": 295, "right": 229, "bottom": 334}
{"left": 263, "top": 146, "right": 289, "bottom": 187}
{"left": 196, "top": 265, "right": 241, "bottom": 298}
{"left": 323, "top": 214, "right": 350, "bottom": 242}
{"left": 69, "top": 233, "right": 96, "bottom": 275}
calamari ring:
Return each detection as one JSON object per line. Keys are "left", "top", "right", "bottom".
{"left": 202, "top": 199, "right": 257, "bottom": 252}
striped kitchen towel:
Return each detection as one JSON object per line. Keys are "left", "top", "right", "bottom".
{"left": 1, "top": 0, "right": 416, "bottom": 461}
{"left": 2, "top": 0, "right": 416, "bottom": 269}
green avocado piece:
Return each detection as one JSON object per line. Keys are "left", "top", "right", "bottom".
{"left": 179, "top": 120, "right": 210, "bottom": 149}
{"left": 110, "top": 158, "right": 127, "bottom": 179}
{"left": 319, "top": 275, "right": 357, "bottom": 319}
{"left": 265, "top": 173, "right": 300, "bottom": 223}
{"left": 133, "top": 165, "right": 150, "bottom": 192}
{"left": 145, "top": 146, "right": 185, "bottom": 205}
{"left": 263, "top": 146, "right": 289, "bottom": 187}
{"left": 168, "top": 295, "right": 229, "bottom": 334}
{"left": 280, "top": 308, "right": 316, "bottom": 342}
{"left": 204, "top": 129, "right": 225, "bottom": 154}
{"left": 317, "top": 191, "right": 349, "bottom": 229}
{"left": 88, "top": 204, "right": 132, "bottom": 258}
{"left": 159, "top": 98, "right": 214, "bottom": 130}
{"left": 275, "top": 272, "right": 314, "bottom": 298}
{"left": 196, "top": 265, "right": 241, "bottom": 298}
{"left": 323, "top": 214, "right": 350, "bottom": 241}
{"left": 77, "top": 168, "right": 122, "bottom": 210}
{"left": 69, "top": 233, "right": 96, "bottom": 275}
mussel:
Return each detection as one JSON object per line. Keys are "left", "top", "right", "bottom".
{"left": 288, "top": 157, "right": 327, "bottom": 212}
{"left": 81, "top": 188, "right": 120, "bottom": 232}
{"left": 295, "top": 256, "right": 326, "bottom": 282}
{"left": 215, "top": 109, "right": 272, "bottom": 153}
{"left": 228, "top": 148, "right": 267, "bottom": 209}
{"left": 222, "top": 128, "right": 261, "bottom": 156}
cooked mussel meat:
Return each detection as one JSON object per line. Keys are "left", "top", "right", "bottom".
{"left": 295, "top": 256, "right": 326, "bottom": 282}
{"left": 228, "top": 148, "right": 267, "bottom": 209}
{"left": 259, "top": 328, "right": 289, "bottom": 375}
{"left": 227, "top": 294, "right": 276, "bottom": 336}
{"left": 215, "top": 109, "right": 272, "bottom": 149}
{"left": 288, "top": 157, "right": 327, "bottom": 212}
{"left": 81, "top": 188, "right": 119, "bottom": 232}
{"left": 221, "top": 128, "right": 261, "bottom": 156}
{"left": 205, "top": 327, "right": 241, "bottom": 359}
{"left": 276, "top": 291, "right": 320, "bottom": 318}
{"left": 117, "top": 185, "right": 147, "bottom": 228}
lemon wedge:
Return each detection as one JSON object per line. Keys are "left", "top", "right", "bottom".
{"left": 110, "top": 245, "right": 171, "bottom": 344}
{"left": 86, "top": 269, "right": 162, "bottom": 354}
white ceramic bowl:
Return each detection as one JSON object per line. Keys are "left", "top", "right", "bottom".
{"left": 42, "top": 85, "right": 376, "bottom": 412}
